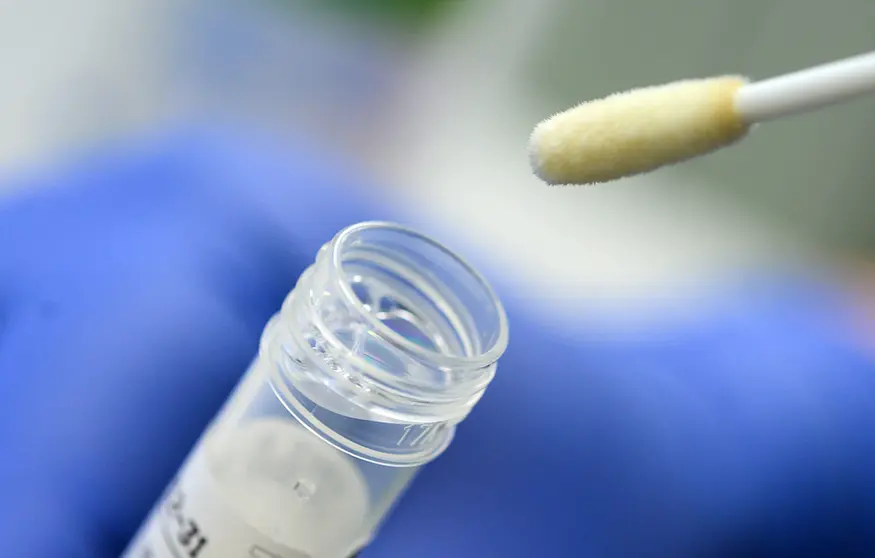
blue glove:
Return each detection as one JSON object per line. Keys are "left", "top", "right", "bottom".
{"left": 2, "top": 128, "right": 875, "bottom": 558}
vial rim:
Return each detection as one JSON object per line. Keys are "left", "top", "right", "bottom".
{"left": 329, "top": 221, "right": 509, "bottom": 370}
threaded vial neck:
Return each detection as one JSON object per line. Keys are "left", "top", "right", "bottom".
{"left": 264, "top": 222, "right": 508, "bottom": 466}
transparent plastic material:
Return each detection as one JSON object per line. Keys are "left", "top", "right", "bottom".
{"left": 122, "top": 222, "right": 509, "bottom": 558}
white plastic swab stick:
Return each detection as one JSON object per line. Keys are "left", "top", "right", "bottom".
{"left": 734, "top": 51, "right": 875, "bottom": 124}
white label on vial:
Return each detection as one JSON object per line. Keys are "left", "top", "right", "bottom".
{"left": 123, "top": 450, "right": 311, "bottom": 558}
{"left": 123, "top": 419, "right": 372, "bottom": 558}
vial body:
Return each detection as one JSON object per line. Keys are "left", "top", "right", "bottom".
{"left": 124, "top": 356, "right": 415, "bottom": 558}
{"left": 123, "top": 222, "right": 508, "bottom": 558}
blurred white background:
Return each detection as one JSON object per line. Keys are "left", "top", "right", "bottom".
{"left": 1, "top": 0, "right": 873, "bottom": 317}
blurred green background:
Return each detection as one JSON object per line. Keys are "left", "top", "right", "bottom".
{"left": 303, "top": 0, "right": 448, "bottom": 27}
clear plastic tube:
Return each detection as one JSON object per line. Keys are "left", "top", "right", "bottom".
{"left": 122, "top": 221, "right": 509, "bottom": 558}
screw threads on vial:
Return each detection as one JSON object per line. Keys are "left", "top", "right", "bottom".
{"left": 261, "top": 222, "right": 508, "bottom": 466}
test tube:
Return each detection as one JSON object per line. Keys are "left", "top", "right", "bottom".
{"left": 122, "top": 221, "right": 509, "bottom": 558}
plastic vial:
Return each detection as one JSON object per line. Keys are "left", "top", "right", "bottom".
{"left": 122, "top": 221, "right": 509, "bottom": 558}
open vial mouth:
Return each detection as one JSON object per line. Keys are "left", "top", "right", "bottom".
{"left": 269, "top": 221, "right": 508, "bottom": 466}
{"left": 329, "top": 222, "right": 509, "bottom": 375}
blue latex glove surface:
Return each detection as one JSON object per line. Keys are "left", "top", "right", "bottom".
{"left": 2, "top": 129, "right": 875, "bottom": 558}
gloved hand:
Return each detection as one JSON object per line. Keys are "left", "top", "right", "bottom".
{"left": 1, "top": 128, "right": 875, "bottom": 558}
